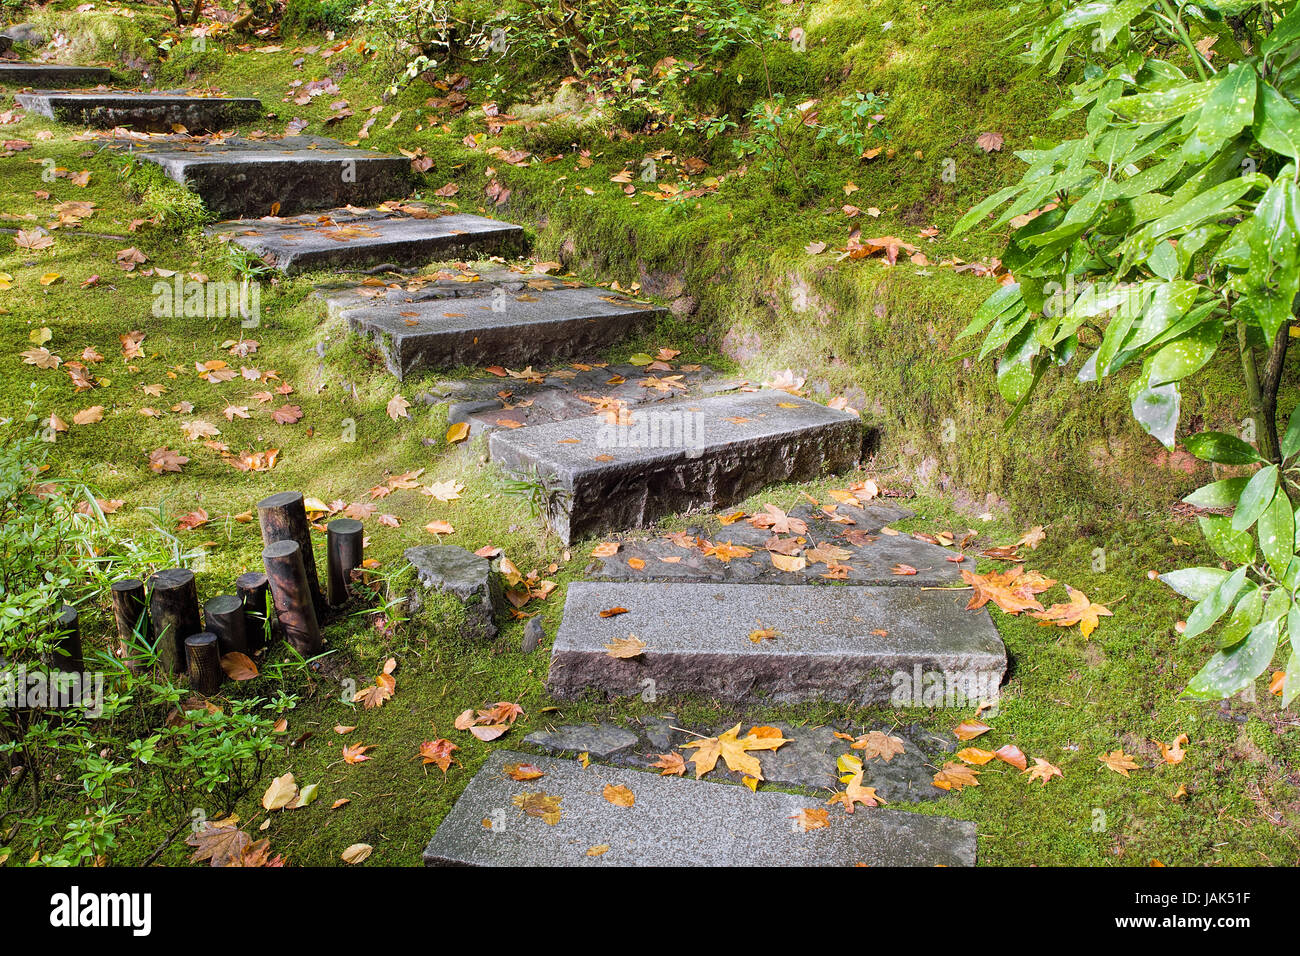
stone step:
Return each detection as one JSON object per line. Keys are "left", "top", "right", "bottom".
{"left": 523, "top": 718, "right": 959, "bottom": 802}
{"left": 547, "top": 581, "right": 1006, "bottom": 705}
{"left": 423, "top": 750, "right": 977, "bottom": 866}
{"left": 15, "top": 91, "right": 261, "bottom": 132}
{"left": 488, "top": 391, "right": 863, "bottom": 544}
{"left": 329, "top": 273, "right": 663, "bottom": 380}
{"left": 0, "top": 63, "right": 112, "bottom": 88}
{"left": 588, "top": 501, "right": 961, "bottom": 587}
{"left": 127, "top": 135, "right": 412, "bottom": 218}
{"left": 209, "top": 208, "right": 524, "bottom": 274}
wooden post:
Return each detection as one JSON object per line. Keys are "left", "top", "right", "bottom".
{"left": 110, "top": 578, "right": 148, "bottom": 670}
{"left": 262, "top": 540, "right": 323, "bottom": 656}
{"left": 326, "top": 517, "right": 364, "bottom": 607}
{"left": 50, "top": 604, "right": 83, "bottom": 673}
{"left": 236, "top": 571, "right": 271, "bottom": 650}
{"left": 203, "top": 594, "right": 247, "bottom": 656}
{"left": 184, "top": 632, "right": 223, "bottom": 695}
{"left": 148, "top": 568, "right": 201, "bottom": 676}
{"left": 257, "top": 491, "right": 324, "bottom": 616}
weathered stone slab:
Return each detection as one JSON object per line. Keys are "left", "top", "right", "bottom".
{"left": 522, "top": 723, "right": 639, "bottom": 757}
{"left": 522, "top": 718, "right": 956, "bottom": 802}
{"left": 589, "top": 512, "right": 960, "bottom": 587}
{"left": 337, "top": 282, "right": 662, "bottom": 379}
{"left": 548, "top": 582, "right": 1005, "bottom": 705}
{"left": 0, "top": 23, "right": 45, "bottom": 49}
{"left": 405, "top": 544, "right": 502, "bottom": 640}
{"left": 0, "top": 63, "right": 111, "bottom": 88}
{"left": 488, "top": 391, "right": 863, "bottom": 544}
{"left": 209, "top": 208, "right": 524, "bottom": 274}
{"left": 423, "top": 750, "right": 977, "bottom": 866}
{"left": 15, "top": 92, "right": 260, "bottom": 131}
{"left": 129, "top": 135, "right": 411, "bottom": 218}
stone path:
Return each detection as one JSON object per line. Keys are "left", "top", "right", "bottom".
{"left": 210, "top": 207, "right": 524, "bottom": 275}
{"left": 21, "top": 69, "right": 1005, "bottom": 863}
{"left": 15, "top": 92, "right": 262, "bottom": 132}
{"left": 423, "top": 751, "right": 977, "bottom": 866}
{"left": 549, "top": 581, "right": 1005, "bottom": 704}
{"left": 0, "top": 62, "right": 111, "bottom": 87}
{"left": 127, "top": 135, "right": 413, "bottom": 218}
{"left": 488, "top": 390, "right": 865, "bottom": 543}
{"left": 522, "top": 718, "right": 958, "bottom": 801}
{"left": 324, "top": 263, "right": 661, "bottom": 377}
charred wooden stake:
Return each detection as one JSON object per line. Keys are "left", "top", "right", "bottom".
{"left": 110, "top": 578, "right": 148, "bottom": 670}
{"left": 236, "top": 571, "right": 271, "bottom": 650}
{"left": 257, "top": 491, "right": 324, "bottom": 617}
{"left": 204, "top": 594, "right": 247, "bottom": 656}
{"left": 50, "top": 604, "right": 83, "bottom": 673}
{"left": 263, "top": 540, "right": 323, "bottom": 656}
{"left": 148, "top": 568, "right": 201, "bottom": 675}
{"left": 326, "top": 518, "right": 365, "bottom": 607}
{"left": 184, "top": 632, "right": 223, "bottom": 695}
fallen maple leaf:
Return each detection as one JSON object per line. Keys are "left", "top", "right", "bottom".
{"left": 681, "top": 723, "right": 790, "bottom": 781}
{"left": 961, "top": 566, "right": 1055, "bottom": 615}
{"left": 932, "top": 761, "right": 981, "bottom": 791}
{"left": 604, "top": 635, "right": 646, "bottom": 659}
{"left": 419, "top": 739, "right": 459, "bottom": 773}
{"left": 342, "top": 743, "right": 374, "bottom": 764}
{"left": 603, "top": 783, "right": 635, "bottom": 807}
{"left": 1031, "top": 585, "right": 1113, "bottom": 637}
{"left": 1024, "top": 758, "right": 1064, "bottom": 786}
{"left": 1099, "top": 749, "right": 1141, "bottom": 776}
{"left": 512, "top": 791, "right": 562, "bottom": 825}
{"left": 852, "top": 730, "right": 905, "bottom": 761}
{"left": 650, "top": 752, "right": 686, "bottom": 776}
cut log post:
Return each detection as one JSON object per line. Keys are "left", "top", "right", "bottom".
{"left": 257, "top": 491, "right": 324, "bottom": 617}
{"left": 148, "top": 568, "right": 201, "bottom": 675}
{"left": 110, "top": 578, "right": 148, "bottom": 671}
{"left": 50, "top": 603, "right": 83, "bottom": 673}
{"left": 326, "top": 517, "right": 365, "bottom": 607}
{"left": 184, "top": 632, "right": 223, "bottom": 695}
{"left": 263, "top": 540, "right": 323, "bottom": 656}
{"left": 236, "top": 571, "right": 271, "bottom": 650}
{"left": 203, "top": 594, "right": 247, "bottom": 656}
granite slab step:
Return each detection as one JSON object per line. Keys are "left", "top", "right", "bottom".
{"left": 423, "top": 750, "right": 977, "bottom": 866}
{"left": 0, "top": 63, "right": 112, "bottom": 88}
{"left": 337, "top": 280, "right": 663, "bottom": 380}
{"left": 127, "top": 135, "right": 412, "bottom": 218}
{"left": 15, "top": 91, "right": 261, "bottom": 131}
{"left": 547, "top": 581, "right": 1006, "bottom": 705}
{"left": 488, "top": 391, "right": 863, "bottom": 544}
{"left": 589, "top": 513, "right": 961, "bottom": 587}
{"left": 209, "top": 208, "right": 524, "bottom": 274}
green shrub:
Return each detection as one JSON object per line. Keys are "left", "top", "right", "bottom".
{"left": 282, "top": 0, "right": 364, "bottom": 36}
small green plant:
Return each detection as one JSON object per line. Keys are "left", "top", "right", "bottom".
{"left": 500, "top": 465, "right": 571, "bottom": 530}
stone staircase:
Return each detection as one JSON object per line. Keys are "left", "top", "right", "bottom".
{"left": 25, "top": 75, "right": 1004, "bottom": 866}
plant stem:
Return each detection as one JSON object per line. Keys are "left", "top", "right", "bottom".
{"left": 1157, "top": 0, "right": 1210, "bottom": 81}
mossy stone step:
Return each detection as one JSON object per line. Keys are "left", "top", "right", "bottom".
{"left": 328, "top": 274, "right": 662, "bottom": 380}
{"left": 209, "top": 208, "right": 524, "bottom": 274}
{"left": 547, "top": 581, "right": 1006, "bottom": 705}
{"left": 127, "top": 135, "right": 412, "bottom": 218}
{"left": 423, "top": 751, "right": 977, "bottom": 866}
{"left": 0, "top": 63, "right": 112, "bottom": 88}
{"left": 15, "top": 91, "right": 261, "bottom": 132}
{"left": 487, "top": 390, "right": 863, "bottom": 544}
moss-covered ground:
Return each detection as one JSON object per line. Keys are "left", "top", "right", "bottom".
{"left": 0, "top": 0, "right": 1296, "bottom": 866}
